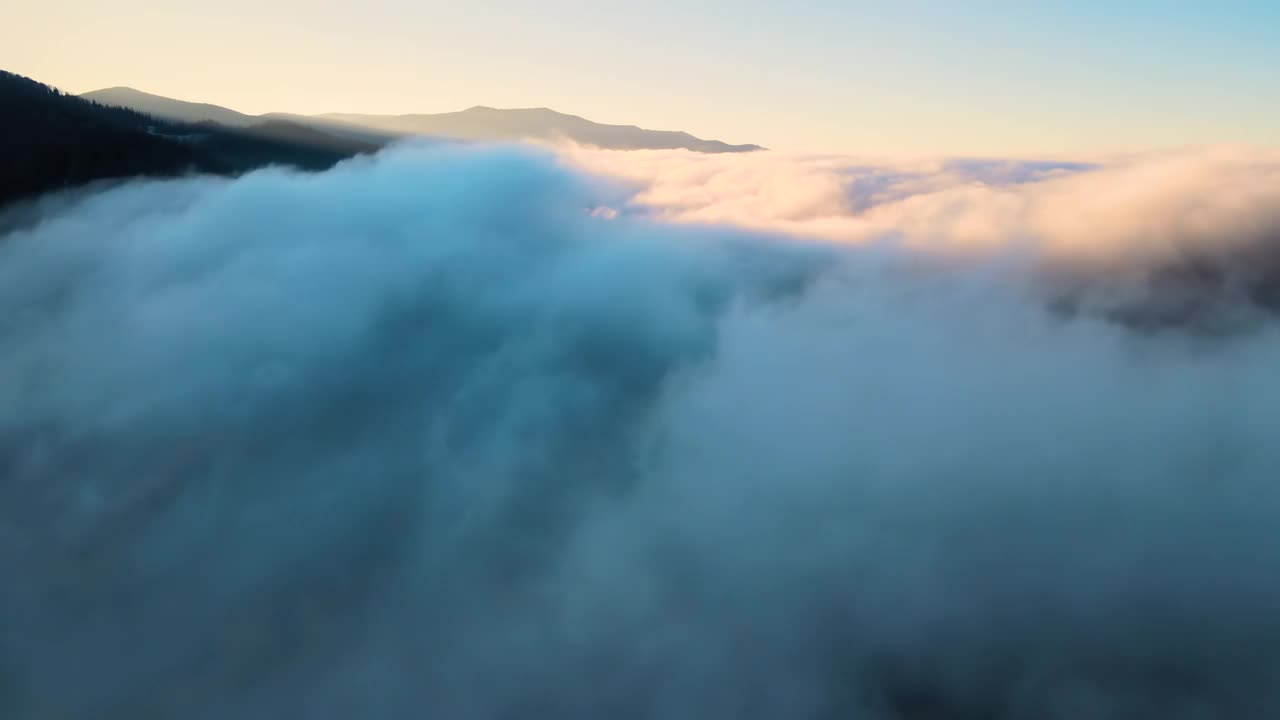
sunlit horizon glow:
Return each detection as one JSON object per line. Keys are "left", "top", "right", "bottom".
{"left": 5, "top": 1, "right": 1278, "bottom": 154}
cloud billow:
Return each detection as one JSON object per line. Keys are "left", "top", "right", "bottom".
{"left": 2, "top": 142, "right": 1280, "bottom": 719}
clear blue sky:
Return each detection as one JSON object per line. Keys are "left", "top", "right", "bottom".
{"left": 6, "top": 0, "right": 1278, "bottom": 153}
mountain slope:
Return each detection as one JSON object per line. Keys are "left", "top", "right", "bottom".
{"left": 229, "top": 120, "right": 381, "bottom": 156}
{"left": 2, "top": 72, "right": 378, "bottom": 208}
{"left": 257, "top": 113, "right": 407, "bottom": 146}
{"left": 81, "top": 86, "right": 255, "bottom": 127}
{"left": 1, "top": 72, "right": 216, "bottom": 207}
{"left": 81, "top": 88, "right": 764, "bottom": 153}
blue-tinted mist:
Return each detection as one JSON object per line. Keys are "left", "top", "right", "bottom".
{"left": 2, "top": 144, "right": 1280, "bottom": 719}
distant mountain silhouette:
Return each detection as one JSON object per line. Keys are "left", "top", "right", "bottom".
{"left": 81, "top": 86, "right": 256, "bottom": 127}
{"left": 316, "top": 106, "right": 764, "bottom": 153}
{"left": 1, "top": 71, "right": 379, "bottom": 208}
{"left": 80, "top": 88, "right": 764, "bottom": 153}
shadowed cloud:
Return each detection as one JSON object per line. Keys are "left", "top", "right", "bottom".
{"left": 2, "top": 143, "right": 1280, "bottom": 718}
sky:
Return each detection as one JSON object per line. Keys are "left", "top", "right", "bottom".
{"left": 5, "top": 0, "right": 1278, "bottom": 154}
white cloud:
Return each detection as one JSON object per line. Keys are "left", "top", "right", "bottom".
{"left": 3, "top": 142, "right": 1280, "bottom": 718}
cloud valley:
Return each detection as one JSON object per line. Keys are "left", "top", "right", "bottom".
{"left": 2, "top": 142, "right": 1280, "bottom": 719}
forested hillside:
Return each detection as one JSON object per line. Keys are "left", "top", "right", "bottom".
{"left": 1, "top": 71, "right": 379, "bottom": 208}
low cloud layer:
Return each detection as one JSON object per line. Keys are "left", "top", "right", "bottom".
{"left": 569, "top": 144, "right": 1280, "bottom": 331}
{"left": 3, "top": 143, "right": 1280, "bottom": 719}
{"left": 568, "top": 144, "right": 1280, "bottom": 259}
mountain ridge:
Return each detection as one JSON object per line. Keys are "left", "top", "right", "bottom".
{"left": 82, "top": 86, "right": 257, "bottom": 127}
{"left": 81, "top": 87, "right": 764, "bottom": 153}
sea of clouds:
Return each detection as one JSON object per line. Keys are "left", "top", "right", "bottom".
{"left": 2, "top": 142, "right": 1280, "bottom": 718}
